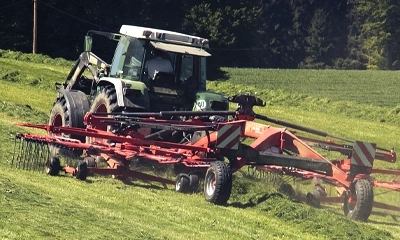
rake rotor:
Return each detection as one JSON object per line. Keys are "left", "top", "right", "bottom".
{"left": 9, "top": 94, "right": 400, "bottom": 221}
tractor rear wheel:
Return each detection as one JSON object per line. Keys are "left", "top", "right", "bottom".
{"left": 204, "top": 161, "right": 232, "bottom": 205}
{"left": 49, "top": 97, "right": 85, "bottom": 158}
{"left": 343, "top": 179, "right": 374, "bottom": 221}
{"left": 87, "top": 85, "right": 119, "bottom": 144}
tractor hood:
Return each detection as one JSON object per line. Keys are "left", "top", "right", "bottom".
{"left": 193, "top": 91, "right": 229, "bottom": 111}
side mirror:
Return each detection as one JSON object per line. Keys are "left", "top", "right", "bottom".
{"left": 83, "top": 35, "right": 93, "bottom": 52}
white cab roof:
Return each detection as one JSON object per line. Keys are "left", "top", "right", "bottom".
{"left": 119, "top": 25, "right": 210, "bottom": 49}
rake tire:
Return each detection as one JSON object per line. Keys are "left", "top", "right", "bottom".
{"left": 175, "top": 173, "right": 191, "bottom": 193}
{"left": 46, "top": 156, "right": 61, "bottom": 176}
{"left": 343, "top": 179, "right": 374, "bottom": 221}
{"left": 204, "top": 161, "right": 232, "bottom": 205}
{"left": 279, "top": 183, "right": 295, "bottom": 197}
{"left": 306, "top": 189, "right": 321, "bottom": 207}
{"left": 75, "top": 160, "right": 88, "bottom": 181}
{"left": 84, "top": 157, "right": 96, "bottom": 168}
{"left": 189, "top": 174, "right": 199, "bottom": 193}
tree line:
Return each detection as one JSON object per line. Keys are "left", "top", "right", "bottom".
{"left": 0, "top": 0, "right": 399, "bottom": 71}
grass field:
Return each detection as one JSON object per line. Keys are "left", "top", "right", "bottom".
{"left": 1, "top": 50, "right": 400, "bottom": 239}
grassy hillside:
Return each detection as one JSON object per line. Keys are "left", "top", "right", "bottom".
{"left": 1, "top": 50, "right": 400, "bottom": 239}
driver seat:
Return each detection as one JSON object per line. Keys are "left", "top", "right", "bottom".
{"left": 153, "top": 72, "right": 175, "bottom": 85}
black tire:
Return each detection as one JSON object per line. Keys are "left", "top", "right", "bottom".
{"left": 175, "top": 173, "right": 191, "bottom": 193}
{"left": 87, "top": 86, "right": 119, "bottom": 144}
{"left": 279, "top": 183, "right": 295, "bottom": 197}
{"left": 84, "top": 157, "right": 96, "bottom": 168}
{"left": 204, "top": 161, "right": 232, "bottom": 205}
{"left": 306, "top": 189, "right": 321, "bottom": 207}
{"left": 46, "top": 156, "right": 61, "bottom": 176}
{"left": 315, "top": 185, "right": 327, "bottom": 197}
{"left": 343, "top": 179, "right": 374, "bottom": 221}
{"left": 49, "top": 97, "right": 84, "bottom": 157}
{"left": 189, "top": 174, "right": 199, "bottom": 193}
{"left": 75, "top": 161, "right": 88, "bottom": 181}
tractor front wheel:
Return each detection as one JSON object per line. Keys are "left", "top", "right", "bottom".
{"left": 204, "top": 161, "right": 232, "bottom": 205}
{"left": 343, "top": 179, "right": 374, "bottom": 221}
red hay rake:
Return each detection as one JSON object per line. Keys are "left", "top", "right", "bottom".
{"left": 11, "top": 94, "right": 400, "bottom": 221}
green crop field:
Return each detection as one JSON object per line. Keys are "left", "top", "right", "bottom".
{"left": 1, "top": 50, "right": 400, "bottom": 239}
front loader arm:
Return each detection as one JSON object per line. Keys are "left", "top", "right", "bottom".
{"left": 64, "top": 51, "right": 110, "bottom": 91}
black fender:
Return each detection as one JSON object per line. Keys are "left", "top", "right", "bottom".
{"left": 97, "top": 77, "right": 149, "bottom": 110}
{"left": 56, "top": 89, "right": 90, "bottom": 128}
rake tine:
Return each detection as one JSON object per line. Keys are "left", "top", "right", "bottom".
{"left": 14, "top": 137, "right": 23, "bottom": 169}
{"left": 39, "top": 142, "right": 50, "bottom": 172}
{"left": 19, "top": 138, "right": 29, "bottom": 170}
{"left": 24, "top": 140, "right": 34, "bottom": 170}
{"left": 33, "top": 141, "right": 43, "bottom": 172}
{"left": 31, "top": 141, "right": 40, "bottom": 171}
{"left": 21, "top": 139, "right": 28, "bottom": 170}
{"left": 33, "top": 142, "right": 40, "bottom": 172}
{"left": 37, "top": 141, "right": 46, "bottom": 171}
{"left": 11, "top": 135, "right": 21, "bottom": 167}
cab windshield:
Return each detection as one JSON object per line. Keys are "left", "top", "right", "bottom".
{"left": 111, "top": 36, "right": 207, "bottom": 90}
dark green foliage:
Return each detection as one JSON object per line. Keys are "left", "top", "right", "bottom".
{"left": 0, "top": 0, "right": 399, "bottom": 72}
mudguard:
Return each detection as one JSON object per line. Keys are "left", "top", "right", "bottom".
{"left": 97, "top": 77, "right": 150, "bottom": 110}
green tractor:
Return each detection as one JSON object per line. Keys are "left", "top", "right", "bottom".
{"left": 48, "top": 25, "right": 229, "bottom": 154}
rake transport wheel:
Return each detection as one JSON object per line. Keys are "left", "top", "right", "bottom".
{"left": 87, "top": 86, "right": 119, "bottom": 144}
{"left": 46, "top": 156, "right": 61, "bottom": 176}
{"left": 204, "top": 161, "right": 232, "bottom": 205}
{"left": 49, "top": 92, "right": 89, "bottom": 157}
{"left": 306, "top": 185, "right": 327, "bottom": 207}
{"left": 279, "top": 183, "right": 295, "bottom": 197}
{"left": 84, "top": 157, "right": 97, "bottom": 168}
{"left": 189, "top": 174, "right": 199, "bottom": 193}
{"left": 75, "top": 160, "right": 88, "bottom": 181}
{"left": 175, "top": 173, "right": 191, "bottom": 193}
{"left": 84, "top": 157, "right": 96, "bottom": 176}
{"left": 306, "top": 189, "right": 321, "bottom": 207}
{"left": 343, "top": 179, "right": 374, "bottom": 221}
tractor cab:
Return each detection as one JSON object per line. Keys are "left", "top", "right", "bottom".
{"left": 107, "top": 26, "right": 215, "bottom": 111}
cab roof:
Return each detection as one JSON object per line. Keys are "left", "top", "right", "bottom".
{"left": 119, "top": 25, "right": 210, "bottom": 49}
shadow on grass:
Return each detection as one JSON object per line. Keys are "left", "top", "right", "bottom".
{"left": 371, "top": 210, "right": 400, "bottom": 219}
{"left": 228, "top": 192, "right": 284, "bottom": 209}
{"left": 207, "top": 68, "right": 229, "bottom": 81}
{"left": 368, "top": 219, "right": 400, "bottom": 226}
{"left": 118, "top": 179, "right": 169, "bottom": 190}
